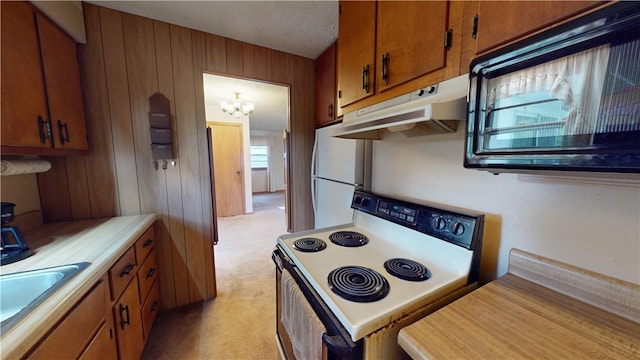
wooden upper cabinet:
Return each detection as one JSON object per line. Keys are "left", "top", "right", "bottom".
{"left": 376, "top": 1, "right": 449, "bottom": 93}
{"left": 0, "top": 1, "right": 88, "bottom": 154}
{"left": 0, "top": 1, "right": 50, "bottom": 150}
{"left": 315, "top": 42, "right": 338, "bottom": 128}
{"left": 37, "top": 13, "right": 89, "bottom": 151}
{"left": 475, "top": 1, "right": 603, "bottom": 55}
{"left": 336, "top": 1, "right": 376, "bottom": 108}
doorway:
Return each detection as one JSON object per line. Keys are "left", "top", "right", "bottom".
{"left": 203, "top": 73, "right": 289, "bottom": 216}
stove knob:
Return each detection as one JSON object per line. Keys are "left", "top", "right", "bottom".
{"left": 361, "top": 198, "right": 370, "bottom": 206}
{"left": 453, "top": 222, "right": 465, "bottom": 236}
{"left": 435, "top": 217, "right": 446, "bottom": 230}
{"left": 354, "top": 196, "right": 362, "bottom": 205}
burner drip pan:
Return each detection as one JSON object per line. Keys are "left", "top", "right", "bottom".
{"left": 293, "top": 237, "right": 327, "bottom": 252}
{"left": 329, "top": 231, "right": 369, "bottom": 247}
{"left": 328, "top": 266, "right": 389, "bottom": 302}
{"left": 384, "top": 258, "right": 430, "bottom": 281}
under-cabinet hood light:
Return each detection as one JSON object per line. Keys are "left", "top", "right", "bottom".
{"left": 331, "top": 74, "right": 468, "bottom": 139}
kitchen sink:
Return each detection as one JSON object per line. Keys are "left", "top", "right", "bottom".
{"left": 0, "top": 262, "right": 90, "bottom": 332}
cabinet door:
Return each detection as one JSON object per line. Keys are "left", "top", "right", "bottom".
{"left": 28, "top": 280, "right": 109, "bottom": 359}
{"left": 141, "top": 281, "right": 160, "bottom": 340}
{"left": 336, "top": 1, "right": 376, "bottom": 108}
{"left": 36, "top": 13, "right": 89, "bottom": 150}
{"left": 114, "top": 280, "right": 144, "bottom": 360}
{"left": 376, "top": 1, "right": 449, "bottom": 92}
{"left": 79, "top": 313, "right": 118, "bottom": 360}
{"left": 476, "top": 1, "right": 601, "bottom": 54}
{"left": 0, "top": 2, "right": 50, "bottom": 149}
{"left": 315, "top": 42, "right": 337, "bottom": 127}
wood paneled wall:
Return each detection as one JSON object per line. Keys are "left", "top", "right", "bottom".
{"left": 36, "top": 3, "right": 315, "bottom": 310}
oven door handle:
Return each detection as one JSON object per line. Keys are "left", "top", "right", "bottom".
{"left": 322, "top": 333, "right": 351, "bottom": 356}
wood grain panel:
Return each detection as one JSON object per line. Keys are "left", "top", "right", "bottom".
{"left": 242, "top": 43, "right": 255, "bottom": 78}
{"left": 205, "top": 33, "right": 227, "bottom": 73}
{"left": 152, "top": 19, "right": 180, "bottom": 310}
{"left": 225, "top": 38, "right": 244, "bottom": 76}
{"left": 99, "top": 7, "right": 141, "bottom": 216}
{"left": 37, "top": 156, "right": 72, "bottom": 222}
{"left": 192, "top": 30, "right": 217, "bottom": 298}
{"left": 254, "top": 46, "right": 272, "bottom": 81}
{"left": 39, "top": 2, "right": 315, "bottom": 312}
{"left": 76, "top": 4, "right": 119, "bottom": 219}
{"left": 64, "top": 157, "right": 91, "bottom": 220}
{"left": 170, "top": 24, "right": 208, "bottom": 304}
{"left": 270, "top": 50, "right": 287, "bottom": 83}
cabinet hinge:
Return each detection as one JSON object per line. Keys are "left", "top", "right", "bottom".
{"left": 338, "top": 90, "right": 342, "bottom": 99}
{"left": 445, "top": 29, "right": 454, "bottom": 51}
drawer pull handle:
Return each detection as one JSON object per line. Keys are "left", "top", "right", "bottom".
{"left": 381, "top": 53, "right": 390, "bottom": 85}
{"left": 143, "top": 239, "right": 153, "bottom": 247}
{"left": 150, "top": 300, "right": 159, "bottom": 313}
{"left": 38, "top": 116, "right": 49, "bottom": 144}
{"left": 146, "top": 267, "right": 157, "bottom": 279}
{"left": 361, "top": 65, "right": 370, "bottom": 93}
{"left": 57, "top": 120, "right": 70, "bottom": 145}
{"left": 120, "top": 263, "right": 134, "bottom": 277}
{"left": 119, "top": 304, "right": 130, "bottom": 329}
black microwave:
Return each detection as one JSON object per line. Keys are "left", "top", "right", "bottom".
{"left": 465, "top": 2, "right": 640, "bottom": 175}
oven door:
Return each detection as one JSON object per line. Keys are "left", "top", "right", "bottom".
{"left": 273, "top": 246, "right": 363, "bottom": 360}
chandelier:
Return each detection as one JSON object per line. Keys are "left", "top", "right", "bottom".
{"left": 219, "top": 92, "right": 254, "bottom": 118}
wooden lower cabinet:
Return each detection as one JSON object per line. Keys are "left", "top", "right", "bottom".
{"left": 79, "top": 314, "right": 118, "bottom": 360}
{"left": 27, "top": 276, "right": 116, "bottom": 359}
{"left": 110, "top": 224, "right": 159, "bottom": 360}
{"left": 113, "top": 278, "right": 145, "bottom": 360}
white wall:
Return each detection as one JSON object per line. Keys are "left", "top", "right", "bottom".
{"left": 251, "top": 130, "right": 286, "bottom": 192}
{"left": 371, "top": 129, "right": 640, "bottom": 285}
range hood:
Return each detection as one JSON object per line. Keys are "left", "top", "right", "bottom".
{"left": 331, "top": 74, "right": 468, "bottom": 139}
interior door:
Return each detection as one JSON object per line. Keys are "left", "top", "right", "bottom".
{"left": 210, "top": 122, "right": 245, "bottom": 217}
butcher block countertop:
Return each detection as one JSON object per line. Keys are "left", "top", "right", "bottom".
{"left": 398, "top": 249, "right": 640, "bottom": 359}
{"left": 0, "top": 214, "right": 157, "bottom": 359}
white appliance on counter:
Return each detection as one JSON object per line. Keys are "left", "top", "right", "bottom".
{"left": 311, "top": 124, "right": 371, "bottom": 229}
{"left": 273, "top": 190, "right": 485, "bottom": 359}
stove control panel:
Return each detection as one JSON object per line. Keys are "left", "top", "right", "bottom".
{"left": 352, "top": 190, "right": 484, "bottom": 250}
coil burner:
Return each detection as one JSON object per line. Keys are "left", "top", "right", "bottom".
{"left": 327, "top": 266, "right": 389, "bottom": 302}
{"left": 329, "top": 231, "right": 369, "bottom": 247}
{"left": 384, "top": 258, "right": 430, "bottom": 282}
{"left": 293, "top": 237, "right": 327, "bottom": 252}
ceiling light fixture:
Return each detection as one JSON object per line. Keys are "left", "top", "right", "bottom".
{"left": 219, "top": 92, "right": 254, "bottom": 118}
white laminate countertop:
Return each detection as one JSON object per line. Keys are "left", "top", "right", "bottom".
{"left": 0, "top": 214, "right": 157, "bottom": 359}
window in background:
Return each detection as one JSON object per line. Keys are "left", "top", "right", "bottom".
{"left": 250, "top": 146, "right": 269, "bottom": 169}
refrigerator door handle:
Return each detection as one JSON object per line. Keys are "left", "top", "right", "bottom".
{"left": 311, "top": 135, "right": 318, "bottom": 217}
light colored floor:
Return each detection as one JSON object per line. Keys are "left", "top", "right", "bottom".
{"left": 142, "top": 192, "right": 286, "bottom": 359}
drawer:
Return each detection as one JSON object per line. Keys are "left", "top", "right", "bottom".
{"left": 141, "top": 281, "right": 160, "bottom": 340}
{"left": 28, "top": 279, "right": 108, "bottom": 359}
{"left": 109, "top": 246, "right": 137, "bottom": 301}
{"left": 134, "top": 225, "right": 155, "bottom": 265}
{"left": 137, "top": 249, "right": 158, "bottom": 303}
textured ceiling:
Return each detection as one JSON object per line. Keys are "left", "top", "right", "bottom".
{"left": 89, "top": 1, "right": 338, "bottom": 132}
{"left": 203, "top": 74, "right": 289, "bottom": 133}
{"left": 89, "top": 1, "right": 338, "bottom": 59}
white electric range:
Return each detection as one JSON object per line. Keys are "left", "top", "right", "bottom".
{"left": 273, "top": 190, "right": 484, "bottom": 359}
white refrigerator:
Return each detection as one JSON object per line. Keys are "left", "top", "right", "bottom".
{"left": 311, "top": 123, "right": 371, "bottom": 229}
